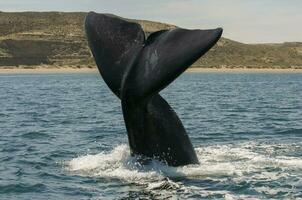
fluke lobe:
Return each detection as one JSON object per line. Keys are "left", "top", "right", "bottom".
{"left": 85, "top": 12, "right": 222, "bottom": 166}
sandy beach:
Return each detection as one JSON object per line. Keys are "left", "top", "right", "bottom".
{"left": 1, "top": 67, "right": 302, "bottom": 74}
{"left": 0, "top": 67, "right": 99, "bottom": 74}
{"left": 186, "top": 67, "right": 302, "bottom": 73}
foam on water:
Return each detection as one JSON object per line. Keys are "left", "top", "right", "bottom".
{"left": 68, "top": 144, "right": 162, "bottom": 182}
{"left": 67, "top": 141, "right": 302, "bottom": 199}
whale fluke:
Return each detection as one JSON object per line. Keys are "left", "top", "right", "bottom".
{"left": 85, "top": 12, "right": 145, "bottom": 98}
{"left": 85, "top": 12, "right": 222, "bottom": 166}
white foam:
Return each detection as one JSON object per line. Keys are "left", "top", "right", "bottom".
{"left": 68, "top": 144, "right": 161, "bottom": 181}
{"left": 67, "top": 141, "right": 302, "bottom": 199}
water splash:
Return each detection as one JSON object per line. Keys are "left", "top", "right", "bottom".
{"left": 67, "top": 142, "right": 302, "bottom": 199}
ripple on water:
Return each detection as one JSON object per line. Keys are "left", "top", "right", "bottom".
{"left": 21, "top": 131, "right": 51, "bottom": 139}
{"left": 1, "top": 73, "right": 302, "bottom": 199}
{"left": 0, "top": 183, "right": 47, "bottom": 194}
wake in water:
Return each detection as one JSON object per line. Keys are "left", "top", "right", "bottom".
{"left": 67, "top": 142, "right": 302, "bottom": 199}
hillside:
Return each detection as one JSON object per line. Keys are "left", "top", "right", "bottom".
{"left": 0, "top": 11, "right": 302, "bottom": 69}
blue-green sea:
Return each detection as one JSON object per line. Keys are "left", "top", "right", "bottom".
{"left": 0, "top": 72, "right": 302, "bottom": 200}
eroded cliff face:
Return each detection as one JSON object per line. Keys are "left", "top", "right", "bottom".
{"left": 0, "top": 12, "right": 301, "bottom": 68}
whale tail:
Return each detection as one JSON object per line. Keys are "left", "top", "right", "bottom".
{"left": 85, "top": 12, "right": 222, "bottom": 166}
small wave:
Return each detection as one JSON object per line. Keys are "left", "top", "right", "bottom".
{"left": 275, "top": 128, "right": 302, "bottom": 135}
{"left": 21, "top": 131, "right": 51, "bottom": 139}
{"left": 0, "top": 183, "right": 46, "bottom": 194}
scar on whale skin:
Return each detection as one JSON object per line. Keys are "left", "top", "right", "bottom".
{"left": 85, "top": 12, "right": 223, "bottom": 166}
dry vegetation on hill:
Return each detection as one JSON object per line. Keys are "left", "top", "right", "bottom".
{"left": 0, "top": 12, "right": 301, "bottom": 69}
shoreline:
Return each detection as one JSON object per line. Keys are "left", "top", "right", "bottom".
{"left": 0, "top": 68, "right": 99, "bottom": 74}
{"left": 186, "top": 67, "right": 302, "bottom": 73}
{"left": 0, "top": 67, "right": 302, "bottom": 74}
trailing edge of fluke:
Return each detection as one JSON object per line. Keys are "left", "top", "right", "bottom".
{"left": 85, "top": 12, "right": 223, "bottom": 166}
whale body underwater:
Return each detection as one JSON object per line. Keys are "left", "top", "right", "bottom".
{"left": 85, "top": 12, "right": 223, "bottom": 166}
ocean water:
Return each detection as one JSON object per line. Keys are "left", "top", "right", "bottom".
{"left": 0, "top": 72, "right": 302, "bottom": 200}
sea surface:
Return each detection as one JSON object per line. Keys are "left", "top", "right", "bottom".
{"left": 0, "top": 72, "right": 302, "bottom": 200}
